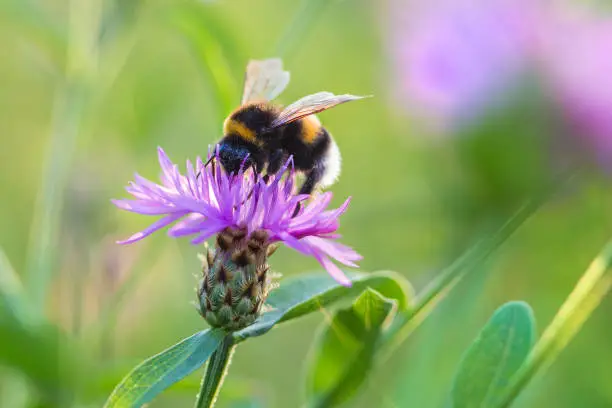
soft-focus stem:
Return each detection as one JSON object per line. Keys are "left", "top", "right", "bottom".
{"left": 174, "top": 12, "right": 237, "bottom": 124}
{"left": 496, "top": 240, "right": 612, "bottom": 408}
{"left": 380, "top": 193, "right": 546, "bottom": 360}
{"left": 25, "top": 0, "right": 102, "bottom": 313}
{"left": 275, "top": 0, "right": 328, "bottom": 61}
{"left": 195, "top": 335, "right": 236, "bottom": 408}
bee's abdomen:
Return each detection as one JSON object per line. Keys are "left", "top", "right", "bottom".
{"left": 298, "top": 115, "right": 323, "bottom": 144}
{"left": 282, "top": 118, "right": 330, "bottom": 171}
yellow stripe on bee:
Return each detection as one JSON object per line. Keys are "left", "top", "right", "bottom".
{"left": 223, "top": 118, "right": 261, "bottom": 146}
{"left": 300, "top": 115, "right": 322, "bottom": 144}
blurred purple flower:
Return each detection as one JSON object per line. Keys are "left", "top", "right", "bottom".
{"left": 112, "top": 147, "right": 361, "bottom": 286}
{"left": 388, "top": 0, "right": 538, "bottom": 127}
{"left": 537, "top": 9, "right": 612, "bottom": 162}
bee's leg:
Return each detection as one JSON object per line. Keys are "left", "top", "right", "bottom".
{"left": 298, "top": 163, "right": 325, "bottom": 195}
{"left": 292, "top": 162, "right": 325, "bottom": 217}
{"left": 263, "top": 149, "right": 285, "bottom": 183}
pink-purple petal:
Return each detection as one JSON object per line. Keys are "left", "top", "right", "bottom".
{"left": 117, "top": 212, "right": 187, "bottom": 244}
{"left": 113, "top": 149, "right": 361, "bottom": 283}
{"left": 313, "top": 253, "right": 352, "bottom": 287}
{"left": 303, "top": 236, "right": 363, "bottom": 266}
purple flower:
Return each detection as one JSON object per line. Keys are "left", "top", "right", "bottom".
{"left": 388, "top": 0, "right": 538, "bottom": 128}
{"left": 537, "top": 8, "right": 612, "bottom": 163}
{"left": 112, "top": 147, "right": 361, "bottom": 286}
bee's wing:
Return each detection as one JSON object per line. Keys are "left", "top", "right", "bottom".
{"left": 241, "top": 58, "right": 290, "bottom": 104}
{"left": 270, "top": 92, "right": 368, "bottom": 128}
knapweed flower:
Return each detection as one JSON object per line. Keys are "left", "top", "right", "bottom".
{"left": 388, "top": 0, "right": 538, "bottom": 129}
{"left": 536, "top": 7, "right": 612, "bottom": 165}
{"left": 113, "top": 147, "right": 361, "bottom": 329}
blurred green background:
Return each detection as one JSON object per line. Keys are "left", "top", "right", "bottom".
{"left": 1, "top": 0, "right": 612, "bottom": 407}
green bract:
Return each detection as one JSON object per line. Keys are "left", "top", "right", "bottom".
{"left": 198, "top": 229, "right": 277, "bottom": 331}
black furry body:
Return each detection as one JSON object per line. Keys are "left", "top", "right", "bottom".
{"left": 218, "top": 103, "right": 334, "bottom": 196}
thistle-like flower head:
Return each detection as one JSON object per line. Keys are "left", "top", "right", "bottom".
{"left": 113, "top": 147, "right": 361, "bottom": 287}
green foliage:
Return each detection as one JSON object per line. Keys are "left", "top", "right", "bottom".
{"left": 1, "top": 0, "right": 66, "bottom": 65}
{"left": 3, "top": 0, "right": 612, "bottom": 407}
{"left": 275, "top": 0, "right": 329, "bottom": 60}
{"left": 497, "top": 240, "right": 612, "bottom": 407}
{"left": 306, "top": 288, "right": 397, "bottom": 408}
{"left": 233, "top": 270, "right": 413, "bottom": 342}
{"left": 451, "top": 301, "right": 536, "bottom": 408}
{"left": 170, "top": 2, "right": 242, "bottom": 124}
{"left": 105, "top": 329, "right": 225, "bottom": 408}
{"left": 0, "top": 318, "right": 75, "bottom": 405}
{"left": 382, "top": 194, "right": 546, "bottom": 357}
{"left": 0, "top": 248, "right": 83, "bottom": 406}
{"left": 105, "top": 271, "right": 411, "bottom": 406}
{"left": 0, "top": 248, "right": 34, "bottom": 325}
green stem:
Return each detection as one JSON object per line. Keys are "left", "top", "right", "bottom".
{"left": 195, "top": 335, "right": 236, "bottom": 408}
{"left": 379, "top": 170, "right": 576, "bottom": 361}
{"left": 380, "top": 193, "right": 545, "bottom": 359}
{"left": 497, "top": 240, "right": 612, "bottom": 407}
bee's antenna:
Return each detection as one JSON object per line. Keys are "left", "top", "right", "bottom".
{"left": 196, "top": 155, "right": 217, "bottom": 181}
{"left": 204, "top": 155, "right": 216, "bottom": 168}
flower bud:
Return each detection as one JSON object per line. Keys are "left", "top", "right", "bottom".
{"left": 197, "top": 227, "right": 276, "bottom": 331}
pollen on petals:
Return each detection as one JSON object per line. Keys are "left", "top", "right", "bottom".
{"left": 112, "top": 147, "right": 361, "bottom": 286}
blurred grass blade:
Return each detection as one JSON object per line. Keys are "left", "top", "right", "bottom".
{"left": 170, "top": 3, "right": 242, "bottom": 125}
{"left": 26, "top": 85, "right": 87, "bottom": 312}
{"left": 99, "top": 0, "right": 142, "bottom": 46}
{"left": 233, "top": 271, "right": 414, "bottom": 343}
{"left": 451, "top": 301, "right": 536, "bottom": 408}
{"left": 88, "top": 240, "right": 160, "bottom": 356}
{"left": 306, "top": 288, "right": 397, "bottom": 408}
{"left": 275, "top": 0, "right": 329, "bottom": 60}
{"left": 105, "top": 329, "right": 225, "bottom": 408}
{"left": 498, "top": 240, "right": 612, "bottom": 407}
{"left": 96, "top": 0, "right": 143, "bottom": 97}
{"left": 2, "top": 0, "right": 67, "bottom": 67}
{"left": 0, "top": 247, "right": 34, "bottom": 324}
{"left": 26, "top": 0, "right": 103, "bottom": 312}
{"left": 382, "top": 191, "right": 549, "bottom": 357}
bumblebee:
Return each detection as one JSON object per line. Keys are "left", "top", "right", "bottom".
{"left": 215, "top": 58, "right": 367, "bottom": 196}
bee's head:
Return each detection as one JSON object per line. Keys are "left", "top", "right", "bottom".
{"left": 217, "top": 141, "right": 255, "bottom": 174}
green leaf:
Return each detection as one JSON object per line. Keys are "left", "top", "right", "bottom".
{"left": 306, "top": 288, "right": 396, "bottom": 407}
{"left": 497, "top": 239, "right": 612, "bottom": 407}
{"left": 105, "top": 329, "right": 226, "bottom": 408}
{"left": 233, "top": 270, "right": 413, "bottom": 342}
{"left": 451, "top": 301, "right": 536, "bottom": 408}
